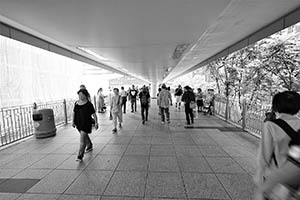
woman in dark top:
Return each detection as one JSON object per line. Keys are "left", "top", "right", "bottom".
{"left": 72, "top": 89, "right": 98, "bottom": 162}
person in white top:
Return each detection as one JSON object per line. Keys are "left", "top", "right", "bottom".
{"left": 254, "top": 91, "right": 300, "bottom": 199}
{"left": 110, "top": 88, "right": 123, "bottom": 132}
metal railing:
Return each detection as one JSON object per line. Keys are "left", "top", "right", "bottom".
{"left": 214, "top": 97, "right": 271, "bottom": 137}
{"left": 0, "top": 99, "right": 76, "bottom": 147}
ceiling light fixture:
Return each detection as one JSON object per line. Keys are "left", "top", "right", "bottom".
{"left": 77, "top": 47, "right": 110, "bottom": 61}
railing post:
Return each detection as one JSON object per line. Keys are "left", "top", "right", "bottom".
{"left": 242, "top": 99, "right": 247, "bottom": 131}
{"left": 63, "top": 99, "right": 68, "bottom": 124}
{"left": 225, "top": 96, "right": 229, "bottom": 121}
{"left": 93, "top": 95, "right": 97, "bottom": 109}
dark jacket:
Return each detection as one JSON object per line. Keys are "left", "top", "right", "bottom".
{"left": 181, "top": 90, "right": 195, "bottom": 104}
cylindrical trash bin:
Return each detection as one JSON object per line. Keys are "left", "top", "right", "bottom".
{"left": 32, "top": 109, "right": 56, "bottom": 138}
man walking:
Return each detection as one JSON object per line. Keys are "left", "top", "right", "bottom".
{"left": 158, "top": 84, "right": 172, "bottom": 124}
{"left": 174, "top": 85, "right": 183, "bottom": 110}
{"left": 181, "top": 86, "right": 195, "bottom": 125}
{"left": 129, "top": 85, "right": 138, "bottom": 112}
{"left": 139, "top": 86, "right": 151, "bottom": 124}
{"left": 120, "top": 86, "right": 128, "bottom": 113}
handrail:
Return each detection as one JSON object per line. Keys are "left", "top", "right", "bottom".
{"left": 214, "top": 97, "right": 270, "bottom": 137}
{"left": 0, "top": 99, "right": 76, "bottom": 147}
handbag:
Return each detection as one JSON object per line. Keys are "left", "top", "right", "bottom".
{"left": 189, "top": 101, "right": 196, "bottom": 109}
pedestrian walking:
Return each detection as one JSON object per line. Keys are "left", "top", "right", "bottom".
{"left": 196, "top": 88, "right": 204, "bottom": 112}
{"left": 111, "top": 88, "right": 123, "bottom": 132}
{"left": 97, "top": 88, "right": 105, "bottom": 113}
{"left": 129, "top": 85, "right": 138, "bottom": 112}
{"left": 72, "top": 88, "right": 98, "bottom": 162}
{"left": 157, "top": 88, "right": 162, "bottom": 115}
{"left": 181, "top": 86, "right": 195, "bottom": 125}
{"left": 174, "top": 85, "right": 183, "bottom": 110}
{"left": 139, "top": 86, "right": 151, "bottom": 124}
{"left": 254, "top": 91, "right": 300, "bottom": 199}
{"left": 158, "top": 84, "right": 172, "bottom": 124}
{"left": 120, "top": 86, "right": 128, "bottom": 113}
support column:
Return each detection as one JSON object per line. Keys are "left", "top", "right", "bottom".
{"left": 151, "top": 82, "right": 158, "bottom": 98}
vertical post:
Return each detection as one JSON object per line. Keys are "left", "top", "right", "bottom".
{"left": 225, "top": 96, "right": 229, "bottom": 121}
{"left": 242, "top": 99, "right": 247, "bottom": 131}
{"left": 93, "top": 95, "right": 97, "bottom": 109}
{"left": 63, "top": 99, "right": 68, "bottom": 124}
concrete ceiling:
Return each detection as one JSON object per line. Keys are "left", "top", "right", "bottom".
{"left": 0, "top": 0, "right": 299, "bottom": 83}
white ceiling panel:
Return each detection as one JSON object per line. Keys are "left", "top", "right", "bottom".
{"left": 0, "top": 0, "right": 299, "bottom": 83}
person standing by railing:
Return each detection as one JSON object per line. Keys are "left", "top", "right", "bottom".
{"left": 72, "top": 89, "right": 98, "bottom": 162}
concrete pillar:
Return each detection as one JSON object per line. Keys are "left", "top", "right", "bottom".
{"left": 151, "top": 82, "right": 158, "bottom": 98}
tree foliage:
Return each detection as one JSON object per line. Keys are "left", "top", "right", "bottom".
{"left": 202, "top": 23, "right": 300, "bottom": 106}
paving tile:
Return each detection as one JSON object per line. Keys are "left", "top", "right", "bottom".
{"left": 104, "top": 171, "right": 146, "bottom": 197}
{"left": 197, "top": 145, "right": 229, "bottom": 157}
{"left": 151, "top": 136, "right": 172, "bottom": 145}
{"left": 101, "top": 197, "right": 142, "bottom": 200}
{"left": 232, "top": 156, "right": 257, "bottom": 175}
{"left": 125, "top": 145, "right": 151, "bottom": 155}
{"left": 150, "top": 145, "right": 175, "bottom": 156}
{"left": 0, "top": 179, "right": 40, "bottom": 193}
{"left": 182, "top": 173, "right": 229, "bottom": 199}
{"left": 0, "top": 169, "right": 23, "bottom": 179}
{"left": 222, "top": 145, "right": 255, "bottom": 157}
{"left": 51, "top": 144, "right": 78, "bottom": 154}
{"left": 99, "top": 145, "right": 127, "bottom": 155}
{"left": 174, "top": 145, "right": 202, "bottom": 157}
{"left": 13, "top": 169, "right": 52, "bottom": 179}
{"left": 29, "top": 154, "right": 71, "bottom": 169}
{"left": 148, "top": 156, "right": 179, "bottom": 172}
{"left": 57, "top": 152, "right": 96, "bottom": 170}
{"left": 117, "top": 155, "right": 149, "bottom": 171}
{"left": 206, "top": 157, "right": 247, "bottom": 173}
{"left": 27, "top": 170, "right": 81, "bottom": 194}
{"left": 0, "top": 154, "right": 23, "bottom": 167}
{"left": 172, "top": 137, "right": 195, "bottom": 145}
{"left": 145, "top": 172, "right": 186, "bottom": 198}
{"left": 217, "top": 173, "right": 255, "bottom": 200}
{"left": 177, "top": 156, "right": 212, "bottom": 172}
{"left": 86, "top": 155, "right": 121, "bottom": 170}
{"left": 192, "top": 136, "right": 217, "bottom": 146}
{"left": 1, "top": 154, "right": 46, "bottom": 169}
{"left": 17, "top": 193, "right": 60, "bottom": 200}
{"left": 59, "top": 194, "right": 100, "bottom": 200}
{"left": 65, "top": 170, "right": 112, "bottom": 195}
{"left": 108, "top": 137, "right": 132, "bottom": 144}
{"left": 0, "top": 193, "right": 21, "bottom": 200}
{"left": 130, "top": 136, "right": 152, "bottom": 144}
{"left": 92, "top": 137, "right": 113, "bottom": 144}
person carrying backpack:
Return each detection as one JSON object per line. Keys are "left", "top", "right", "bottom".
{"left": 139, "top": 86, "right": 151, "bottom": 124}
{"left": 254, "top": 91, "right": 300, "bottom": 200}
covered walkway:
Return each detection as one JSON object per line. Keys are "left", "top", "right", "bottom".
{"left": 0, "top": 104, "right": 258, "bottom": 200}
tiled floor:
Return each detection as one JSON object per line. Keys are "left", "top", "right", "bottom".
{"left": 0, "top": 104, "right": 259, "bottom": 200}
